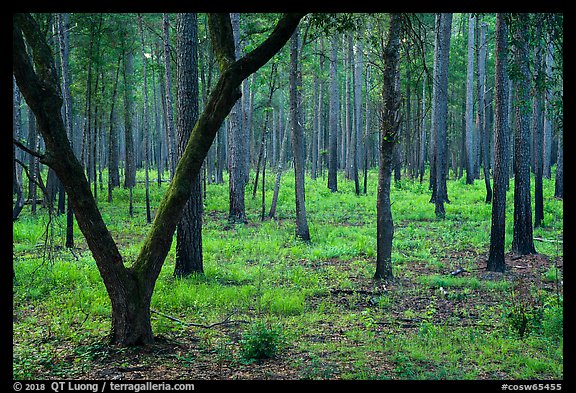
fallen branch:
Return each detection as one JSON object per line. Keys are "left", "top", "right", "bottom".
{"left": 534, "top": 237, "right": 563, "bottom": 244}
{"left": 150, "top": 308, "right": 249, "bottom": 329}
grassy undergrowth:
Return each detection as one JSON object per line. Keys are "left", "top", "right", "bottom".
{"left": 13, "top": 167, "right": 563, "bottom": 380}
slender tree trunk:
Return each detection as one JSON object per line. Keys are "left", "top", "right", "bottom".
{"left": 432, "top": 13, "right": 452, "bottom": 218}
{"left": 57, "top": 13, "right": 75, "bottom": 247}
{"left": 554, "top": 125, "right": 563, "bottom": 199}
{"left": 228, "top": 12, "right": 247, "bottom": 224}
{"left": 328, "top": 34, "right": 339, "bottom": 192}
{"left": 465, "top": 13, "right": 476, "bottom": 185}
{"left": 351, "top": 36, "right": 361, "bottom": 195}
{"left": 375, "top": 13, "right": 401, "bottom": 280}
{"left": 139, "top": 14, "right": 152, "bottom": 224}
{"left": 290, "top": 28, "right": 311, "bottom": 241}
{"left": 13, "top": 79, "right": 25, "bottom": 221}
{"left": 543, "top": 39, "right": 554, "bottom": 179}
{"left": 27, "top": 110, "right": 38, "bottom": 214}
{"left": 163, "top": 13, "right": 177, "bottom": 180}
{"left": 511, "top": 14, "right": 537, "bottom": 256}
{"left": 269, "top": 96, "right": 290, "bottom": 219}
{"left": 108, "top": 56, "right": 122, "bottom": 203}
{"left": 252, "top": 63, "right": 277, "bottom": 199}
{"left": 175, "top": 13, "right": 203, "bottom": 277}
{"left": 478, "top": 21, "right": 492, "bottom": 203}
{"left": 533, "top": 17, "right": 545, "bottom": 228}
{"left": 487, "top": 14, "right": 509, "bottom": 273}
{"left": 419, "top": 72, "right": 427, "bottom": 183}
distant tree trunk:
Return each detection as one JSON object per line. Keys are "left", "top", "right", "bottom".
{"left": 252, "top": 63, "right": 276, "bottom": 199}
{"left": 511, "top": 14, "right": 537, "bottom": 256}
{"left": 465, "top": 13, "right": 475, "bottom": 185}
{"left": 13, "top": 79, "right": 25, "bottom": 221}
{"left": 477, "top": 21, "right": 492, "bottom": 203}
{"left": 328, "top": 34, "right": 339, "bottom": 192}
{"left": 311, "top": 40, "right": 319, "bottom": 180}
{"left": 432, "top": 13, "right": 452, "bottom": 218}
{"left": 543, "top": 39, "right": 554, "bottom": 179}
{"left": 108, "top": 56, "right": 122, "bottom": 203}
{"left": 27, "top": 110, "right": 38, "bottom": 214}
{"left": 57, "top": 13, "right": 75, "bottom": 247}
{"left": 269, "top": 97, "right": 290, "bottom": 219}
{"left": 289, "top": 28, "right": 311, "bottom": 241}
{"left": 228, "top": 12, "right": 247, "bottom": 224}
{"left": 554, "top": 126, "right": 563, "bottom": 199}
{"left": 375, "top": 13, "right": 401, "bottom": 280}
{"left": 122, "top": 43, "right": 136, "bottom": 217}
{"left": 163, "top": 13, "right": 177, "bottom": 180}
{"left": 364, "top": 65, "right": 372, "bottom": 193}
{"left": 419, "top": 72, "right": 427, "bottom": 184}
{"left": 487, "top": 13, "right": 509, "bottom": 273}
{"left": 138, "top": 14, "right": 152, "bottom": 224}
{"left": 351, "top": 36, "right": 361, "bottom": 195}
{"left": 174, "top": 13, "right": 203, "bottom": 277}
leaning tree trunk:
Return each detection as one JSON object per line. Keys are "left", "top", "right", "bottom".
{"left": 13, "top": 12, "right": 304, "bottom": 346}
{"left": 375, "top": 13, "right": 401, "bottom": 280}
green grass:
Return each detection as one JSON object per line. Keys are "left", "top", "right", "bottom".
{"left": 13, "top": 166, "right": 563, "bottom": 380}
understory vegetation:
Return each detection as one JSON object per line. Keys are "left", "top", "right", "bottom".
{"left": 13, "top": 168, "right": 563, "bottom": 380}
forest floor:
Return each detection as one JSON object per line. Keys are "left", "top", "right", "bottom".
{"left": 13, "top": 170, "right": 564, "bottom": 381}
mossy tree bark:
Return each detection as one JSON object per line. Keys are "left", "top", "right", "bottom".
{"left": 13, "top": 12, "right": 305, "bottom": 346}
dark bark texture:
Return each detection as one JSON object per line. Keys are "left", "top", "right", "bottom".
{"left": 175, "top": 13, "right": 203, "bottom": 277}
{"left": 375, "top": 13, "right": 401, "bottom": 280}
{"left": 487, "top": 14, "right": 509, "bottom": 273}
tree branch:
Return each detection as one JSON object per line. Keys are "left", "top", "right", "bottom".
{"left": 13, "top": 138, "right": 44, "bottom": 159}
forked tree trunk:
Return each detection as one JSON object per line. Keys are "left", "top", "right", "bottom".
{"left": 13, "top": 12, "right": 304, "bottom": 346}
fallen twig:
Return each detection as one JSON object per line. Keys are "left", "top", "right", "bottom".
{"left": 150, "top": 308, "right": 248, "bottom": 329}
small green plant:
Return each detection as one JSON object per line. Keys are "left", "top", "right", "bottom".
{"left": 239, "top": 320, "right": 287, "bottom": 363}
{"left": 504, "top": 279, "right": 544, "bottom": 339}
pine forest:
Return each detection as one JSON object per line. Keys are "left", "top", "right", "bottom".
{"left": 12, "top": 12, "right": 564, "bottom": 383}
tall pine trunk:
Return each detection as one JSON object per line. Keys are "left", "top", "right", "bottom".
{"left": 227, "top": 12, "right": 247, "bottom": 224}
{"left": 289, "top": 28, "right": 311, "bottom": 241}
{"left": 375, "top": 13, "right": 401, "bottom": 280}
{"left": 511, "top": 14, "right": 537, "bottom": 256}
{"left": 487, "top": 13, "right": 509, "bottom": 272}
{"left": 432, "top": 13, "right": 452, "bottom": 218}
{"left": 175, "top": 13, "right": 203, "bottom": 277}
{"left": 327, "top": 34, "right": 339, "bottom": 192}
